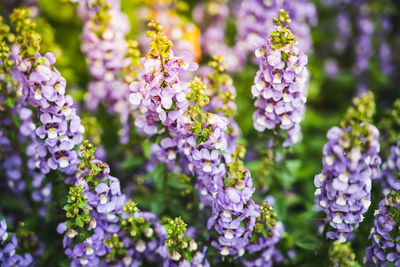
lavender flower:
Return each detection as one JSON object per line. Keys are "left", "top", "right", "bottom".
{"left": 163, "top": 217, "right": 209, "bottom": 266}
{"left": 130, "top": 51, "right": 197, "bottom": 136}
{"left": 193, "top": 0, "right": 243, "bottom": 71}
{"left": 202, "top": 55, "right": 240, "bottom": 152}
{"left": 333, "top": 12, "right": 351, "bottom": 54}
{"left": 354, "top": 13, "right": 374, "bottom": 76}
{"left": 365, "top": 191, "right": 400, "bottom": 266}
{"left": 314, "top": 92, "right": 381, "bottom": 242}
{"left": 251, "top": 10, "right": 309, "bottom": 147}
{"left": 59, "top": 141, "right": 206, "bottom": 265}
{"left": 380, "top": 139, "right": 400, "bottom": 195}
{"left": 241, "top": 202, "right": 284, "bottom": 267}
{"left": 130, "top": 21, "right": 267, "bottom": 257}
{"left": 0, "top": 13, "right": 57, "bottom": 206}
{"left": 58, "top": 142, "right": 128, "bottom": 266}
{"left": 5, "top": 11, "right": 84, "bottom": 178}
{"left": 138, "top": 1, "right": 201, "bottom": 62}
{"left": 19, "top": 52, "right": 84, "bottom": 175}
{"left": 79, "top": 0, "right": 133, "bottom": 143}
{"left": 234, "top": 0, "right": 316, "bottom": 60}
{"left": 0, "top": 219, "right": 34, "bottom": 267}
{"left": 0, "top": 128, "right": 25, "bottom": 194}
{"left": 207, "top": 146, "right": 259, "bottom": 257}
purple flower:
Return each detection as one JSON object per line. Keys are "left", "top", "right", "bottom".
{"left": 0, "top": 219, "right": 35, "bottom": 267}
{"left": 12, "top": 51, "right": 84, "bottom": 177}
{"left": 380, "top": 139, "right": 400, "bottom": 195}
{"left": 1, "top": 50, "right": 68, "bottom": 206}
{"left": 193, "top": 2, "right": 243, "bottom": 71}
{"left": 234, "top": 0, "right": 316, "bottom": 62}
{"left": 251, "top": 15, "right": 309, "bottom": 147}
{"left": 59, "top": 144, "right": 173, "bottom": 266}
{"left": 0, "top": 129, "right": 25, "bottom": 194}
{"left": 79, "top": 0, "right": 133, "bottom": 143}
{"left": 240, "top": 202, "right": 284, "bottom": 266}
{"left": 365, "top": 191, "right": 400, "bottom": 266}
{"left": 315, "top": 123, "right": 381, "bottom": 242}
{"left": 130, "top": 52, "right": 197, "bottom": 137}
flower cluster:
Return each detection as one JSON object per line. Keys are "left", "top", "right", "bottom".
{"left": 59, "top": 141, "right": 199, "bottom": 266}
{"left": 0, "top": 219, "right": 34, "bottom": 266}
{"left": 129, "top": 21, "right": 197, "bottom": 136}
{"left": 0, "top": 127, "right": 25, "bottom": 194}
{"left": 379, "top": 99, "right": 400, "bottom": 195}
{"left": 0, "top": 9, "right": 81, "bottom": 209}
{"left": 322, "top": 1, "right": 394, "bottom": 88}
{"left": 20, "top": 52, "right": 84, "bottom": 175}
{"left": 314, "top": 92, "right": 381, "bottom": 242}
{"left": 130, "top": 21, "right": 283, "bottom": 257}
{"left": 5, "top": 8, "right": 84, "bottom": 176}
{"left": 202, "top": 55, "right": 240, "bottom": 152}
{"left": 193, "top": 0, "right": 242, "bottom": 71}
{"left": 241, "top": 202, "right": 284, "bottom": 267}
{"left": 329, "top": 241, "right": 358, "bottom": 267}
{"left": 0, "top": 13, "right": 26, "bottom": 196}
{"left": 58, "top": 141, "right": 128, "bottom": 266}
{"left": 163, "top": 217, "right": 208, "bottom": 266}
{"left": 234, "top": 0, "right": 316, "bottom": 58}
{"left": 208, "top": 145, "right": 258, "bottom": 256}
{"left": 0, "top": 36, "right": 27, "bottom": 195}
{"left": 354, "top": 12, "right": 374, "bottom": 76}
{"left": 119, "top": 201, "right": 166, "bottom": 264}
{"left": 380, "top": 139, "right": 400, "bottom": 195}
{"left": 365, "top": 191, "right": 400, "bottom": 266}
{"left": 79, "top": 0, "right": 133, "bottom": 143}
{"left": 252, "top": 10, "right": 309, "bottom": 147}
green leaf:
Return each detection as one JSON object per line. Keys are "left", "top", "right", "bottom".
{"left": 142, "top": 141, "right": 151, "bottom": 159}
{"left": 295, "top": 236, "right": 319, "bottom": 250}
{"left": 285, "top": 159, "right": 302, "bottom": 175}
{"left": 151, "top": 163, "right": 165, "bottom": 191}
{"left": 37, "top": 57, "right": 46, "bottom": 65}
{"left": 76, "top": 216, "right": 84, "bottom": 228}
{"left": 121, "top": 156, "right": 144, "bottom": 169}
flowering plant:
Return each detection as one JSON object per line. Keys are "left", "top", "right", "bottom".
{"left": 0, "top": 0, "right": 400, "bottom": 266}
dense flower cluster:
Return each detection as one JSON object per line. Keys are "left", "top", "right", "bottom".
{"left": 130, "top": 52, "right": 197, "bottom": 136}
{"left": 57, "top": 141, "right": 160, "bottom": 266}
{"left": 241, "top": 202, "right": 284, "bottom": 266}
{"left": 0, "top": 9, "right": 81, "bottom": 209}
{"left": 365, "top": 191, "right": 400, "bottom": 266}
{"left": 0, "top": 127, "right": 25, "bottom": 194}
{"left": 329, "top": 241, "right": 358, "bottom": 267}
{"left": 137, "top": 0, "right": 201, "bottom": 62}
{"left": 323, "top": 0, "right": 395, "bottom": 88}
{"left": 58, "top": 162, "right": 126, "bottom": 265}
{"left": 208, "top": 148, "right": 258, "bottom": 256}
{"left": 202, "top": 55, "right": 240, "bottom": 152}
{"left": 3, "top": 1, "right": 400, "bottom": 266}
{"left": 18, "top": 51, "right": 84, "bottom": 175}
{"left": 252, "top": 10, "right": 309, "bottom": 147}
{"left": 380, "top": 139, "right": 400, "bottom": 195}
{"left": 235, "top": 0, "right": 316, "bottom": 58}
{"left": 314, "top": 92, "right": 381, "bottom": 242}
{"left": 354, "top": 12, "right": 374, "bottom": 76}
{"left": 129, "top": 20, "right": 285, "bottom": 258}
{"left": 0, "top": 219, "right": 34, "bottom": 267}
{"left": 58, "top": 140, "right": 208, "bottom": 266}
{"left": 193, "top": 0, "right": 242, "bottom": 71}
{"left": 79, "top": 0, "right": 133, "bottom": 143}
{"left": 163, "top": 217, "right": 208, "bottom": 266}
